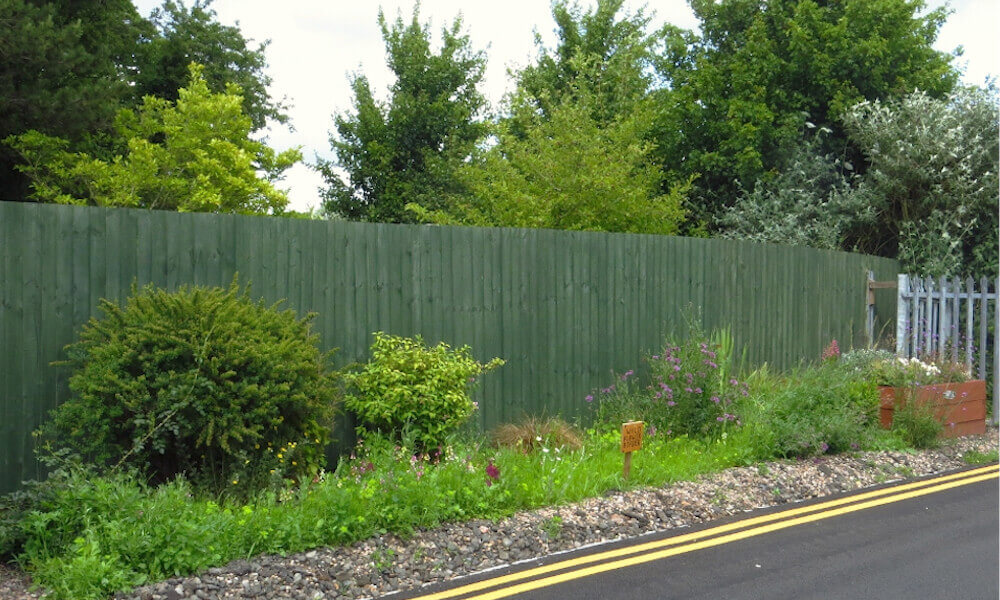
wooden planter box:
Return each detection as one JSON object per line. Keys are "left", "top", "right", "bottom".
{"left": 878, "top": 380, "right": 988, "bottom": 438}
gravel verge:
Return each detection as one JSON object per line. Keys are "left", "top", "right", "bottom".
{"left": 2, "top": 430, "right": 996, "bottom": 600}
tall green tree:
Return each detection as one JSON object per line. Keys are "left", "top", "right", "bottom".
{"left": 319, "top": 7, "right": 487, "bottom": 223}
{"left": 412, "top": 75, "right": 688, "bottom": 235}
{"left": 514, "top": 0, "right": 661, "bottom": 127}
{"left": 720, "top": 87, "right": 998, "bottom": 277}
{"left": 133, "top": 0, "right": 287, "bottom": 131}
{"left": 655, "top": 0, "right": 960, "bottom": 225}
{"left": 6, "top": 64, "right": 300, "bottom": 214}
{"left": 1, "top": 0, "right": 285, "bottom": 203}
{"left": 0, "top": 0, "right": 149, "bottom": 200}
{"left": 842, "top": 87, "right": 999, "bottom": 276}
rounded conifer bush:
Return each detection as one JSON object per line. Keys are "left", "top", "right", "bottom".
{"left": 41, "top": 279, "right": 339, "bottom": 494}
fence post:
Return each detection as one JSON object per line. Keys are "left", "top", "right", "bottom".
{"left": 896, "top": 274, "right": 909, "bottom": 355}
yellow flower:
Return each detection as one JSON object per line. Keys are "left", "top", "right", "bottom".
{"left": 232, "top": 479, "right": 238, "bottom": 485}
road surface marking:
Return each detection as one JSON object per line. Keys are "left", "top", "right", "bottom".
{"left": 406, "top": 465, "right": 998, "bottom": 600}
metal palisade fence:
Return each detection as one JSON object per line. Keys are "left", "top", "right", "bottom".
{"left": 0, "top": 202, "right": 899, "bottom": 493}
{"left": 895, "top": 274, "right": 999, "bottom": 422}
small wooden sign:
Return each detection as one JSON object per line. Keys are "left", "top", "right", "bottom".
{"left": 620, "top": 421, "right": 644, "bottom": 453}
{"left": 620, "top": 421, "right": 644, "bottom": 479}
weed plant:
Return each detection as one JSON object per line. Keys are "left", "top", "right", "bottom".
{"left": 890, "top": 399, "right": 944, "bottom": 449}
{"left": 961, "top": 449, "right": 999, "bottom": 465}
{"left": 737, "top": 361, "right": 880, "bottom": 458}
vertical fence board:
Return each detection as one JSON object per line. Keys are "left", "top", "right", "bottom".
{"left": 979, "top": 277, "right": 988, "bottom": 380}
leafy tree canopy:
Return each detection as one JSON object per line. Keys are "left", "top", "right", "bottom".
{"left": 411, "top": 67, "right": 690, "bottom": 235}
{"left": 656, "top": 0, "right": 960, "bottom": 224}
{"left": 0, "top": 0, "right": 284, "bottom": 203}
{"left": 0, "top": 0, "right": 148, "bottom": 200}
{"left": 721, "top": 87, "right": 998, "bottom": 277}
{"left": 6, "top": 64, "right": 301, "bottom": 214}
{"left": 133, "top": 0, "right": 287, "bottom": 131}
{"left": 319, "top": 6, "right": 488, "bottom": 223}
{"left": 513, "top": 0, "right": 662, "bottom": 127}
{"left": 842, "top": 87, "right": 998, "bottom": 276}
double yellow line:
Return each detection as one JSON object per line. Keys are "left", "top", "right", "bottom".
{"left": 405, "top": 464, "right": 998, "bottom": 600}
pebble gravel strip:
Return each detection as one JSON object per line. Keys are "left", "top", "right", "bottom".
{"left": 1, "top": 429, "right": 996, "bottom": 600}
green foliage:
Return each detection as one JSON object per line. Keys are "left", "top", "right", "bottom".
{"left": 741, "top": 362, "right": 880, "bottom": 458}
{"left": 38, "top": 278, "right": 338, "bottom": 495}
{"left": 962, "top": 449, "right": 999, "bottom": 465}
{"left": 6, "top": 63, "right": 300, "bottom": 214}
{"left": 655, "top": 0, "right": 959, "bottom": 224}
{"left": 319, "top": 6, "right": 487, "bottom": 223}
{"left": 592, "top": 318, "right": 744, "bottom": 438}
{"left": 718, "top": 129, "right": 873, "bottom": 249}
{"left": 345, "top": 333, "right": 504, "bottom": 449}
{"left": 413, "top": 83, "right": 689, "bottom": 234}
{"left": 840, "top": 87, "right": 999, "bottom": 276}
{"left": 6, "top": 428, "right": 748, "bottom": 599}
{"left": 890, "top": 399, "right": 943, "bottom": 449}
{"left": 134, "top": 0, "right": 287, "bottom": 131}
{"left": 0, "top": 0, "right": 284, "bottom": 203}
{"left": 513, "top": 0, "right": 660, "bottom": 126}
{"left": 419, "top": 0, "right": 690, "bottom": 235}
{"left": 0, "top": 0, "right": 146, "bottom": 200}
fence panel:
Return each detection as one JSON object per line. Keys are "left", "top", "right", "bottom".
{"left": 0, "top": 202, "right": 899, "bottom": 493}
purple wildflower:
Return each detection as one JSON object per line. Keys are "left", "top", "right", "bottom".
{"left": 585, "top": 395, "right": 594, "bottom": 403}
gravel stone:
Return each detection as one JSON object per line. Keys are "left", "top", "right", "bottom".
{"left": 0, "top": 430, "right": 996, "bottom": 600}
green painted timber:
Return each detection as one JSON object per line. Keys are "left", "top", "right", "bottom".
{"left": 0, "top": 202, "right": 900, "bottom": 493}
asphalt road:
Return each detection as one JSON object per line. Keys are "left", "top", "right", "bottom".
{"left": 403, "top": 467, "right": 999, "bottom": 600}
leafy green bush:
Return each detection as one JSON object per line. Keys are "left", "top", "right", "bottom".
{"left": 742, "top": 362, "right": 879, "bottom": 458}
{"left": 39, "top": 279, "right": 339, "bottom": 495}
{"left": 345, "top": 333, "right": 504, "bottom": 449}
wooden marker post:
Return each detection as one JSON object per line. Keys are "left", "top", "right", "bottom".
{"left": 620, "top": 421, "right": 644, "bottom": 479}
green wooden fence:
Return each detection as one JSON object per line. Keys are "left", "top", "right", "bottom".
{"left": 0, "top": 202, "right": 900, "bottom": 493}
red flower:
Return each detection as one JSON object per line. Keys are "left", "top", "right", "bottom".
{"left": 485, "top": 460, "right": 500, "bottom": 486}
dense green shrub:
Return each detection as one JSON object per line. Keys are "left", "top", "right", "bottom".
{"left": 345, "top": 332, "right": 504, "bottom": 449}
{"left": 742, "top": 362, "right": 879, "bottom": 458}
{"left": 40, "top": 279, "right": 339, "bottom": 495}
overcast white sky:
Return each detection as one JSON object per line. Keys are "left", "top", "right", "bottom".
{"left": 132, "top": 0, "right": 999, "bottom": 213}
